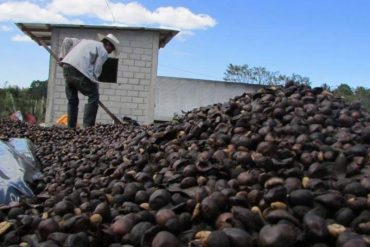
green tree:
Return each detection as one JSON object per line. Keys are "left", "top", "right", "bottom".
{"left": 333, "top": 83, "right": 370, "bottom": 112}
{"left": 333, "top": 84, "right": 354, "bottom": 98}
{"left": 0, "top": 80, "right": 47, "bottom": 122}
{"left": 223, "top": 64, "right": 251, "bottom": 83}
{"left": 354, "top": 86, "right": 368, "bottom": 97}
{"left": 223, "top": 63, "right": 310, "bottom": 85}
{"left": 321, "top": 83, "right": 331, "bottom": 91}
{"left": 29, "top": 80, "right": 47, "bottom": 99}
{"left": 354, "top": 86, "right": 370, "bottom": 110}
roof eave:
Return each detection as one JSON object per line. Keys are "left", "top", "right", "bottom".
{"left": 15, "top": 22, "right": 179, "bottom": 48}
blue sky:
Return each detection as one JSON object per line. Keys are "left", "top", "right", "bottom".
{"left": 0, "top": 0, "right": 369, "bottom": 89}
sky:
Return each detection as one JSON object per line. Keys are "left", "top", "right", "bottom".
{"left": 0, "top": 0, "right": 370, "bottom": 89}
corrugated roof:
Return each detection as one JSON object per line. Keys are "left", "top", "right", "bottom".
{"left": 15, "top": 22, "right": 179, "bottom": 48}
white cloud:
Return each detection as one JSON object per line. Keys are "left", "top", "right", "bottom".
{"left": 0, "top": 1, "right": 68, "bottom": 22}
{"left": 151, "top": 6, "right": 216, "bottom": 30}
{"left": 0, "top": 25, "right": 12, "bottom": 31}
{"left": 175, "top": 30, "right": 194, "bottom": 41}
{"left": 0, "top": 1, "right": 216, "bottom": 32}
{"left": 47, "top": 0, "right": 108, "bottom": 17}
{"left": 12, "top": 34, "right": 33, "bottom": 42}
{"left": 170, "top": 49, "right": 193, "bottom": 57}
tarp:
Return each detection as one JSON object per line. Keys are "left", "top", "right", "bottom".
{"left": 10, "top": 111, "right": 37, "bottom": 124}
{"left": 56, "top": 114, "right": 68, "bottom": 126}
{"left": 0, "top": 138, "right": 41, "bottom": 204}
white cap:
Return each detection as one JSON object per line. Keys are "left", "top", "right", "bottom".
{"left": 97, "top": 33, "right": 120, "bottom": 56}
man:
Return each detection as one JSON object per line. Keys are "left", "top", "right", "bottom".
{"left": 59, "top": 33, "right": 120, "bottom": 128}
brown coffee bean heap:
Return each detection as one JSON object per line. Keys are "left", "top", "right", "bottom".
{"left": 0, "top": 82, "right": 370, "bottom": 247}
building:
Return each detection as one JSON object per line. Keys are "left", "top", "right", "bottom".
{"left": 17, "top": 23, "right": 261, "bottom": 125}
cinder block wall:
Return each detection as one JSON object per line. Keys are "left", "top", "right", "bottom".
{"left": 46, "top": 27, "right": 159, "bottom": 125}
{"left": 155, "top": 76, "right": 263, "bottom": 121}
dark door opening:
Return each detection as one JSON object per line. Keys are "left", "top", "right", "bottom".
{"left": 99, "top": 58, "right": 118, "bottom": 83}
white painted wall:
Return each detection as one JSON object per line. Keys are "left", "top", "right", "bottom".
{"left": 155, "top": 76, "right": 262, "bottom": 121}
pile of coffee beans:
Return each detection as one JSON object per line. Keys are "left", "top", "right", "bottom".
{"left": 0, "top": 82, "right": 370, "bottom": 247}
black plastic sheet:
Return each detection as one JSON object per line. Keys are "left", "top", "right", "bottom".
{"left": 0, "top": 138, "right": 41, "bottom": 204}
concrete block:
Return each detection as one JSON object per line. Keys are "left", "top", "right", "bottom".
{"left": 141, "top": 54, "right": 152, "bottom": 61}
{"left": 104, "top": 106, "right": 120, "bottom": 113}
{"left": 139, "top": 91, "right": 149, "bottom": 97}
{"left": 132, "top": 109, "right": 144, "bottom": 116}
{"left": 123, "top": 59, "right": 134, "bottom": 66}
{"left": 99, "top": 117, "right": 111, "bottom": 123}
{"left": 119, "top": 64, "right": 130, "bottom": 71}
{"left": 119, "top": 108, "right": 132, "bottom": 115}
{"left": 129, "top": 53, "right": 140, "bottom": 60}
{"left": 54, "top": 78, "right": 63, "bottom": 84}
{"left": 55, "top": 99, "right": 65, "bottom": 104}
{"left": 126, "top": 102, "right": 138, "bottom": 109}
{"left": 132, "top": 97, "right": 144, "bottom": 103}
{"left": 137, "top": 103, "right": 147, "bottom": 109}
{"left": 56, "top": 72, "right": 64, "bottom": 79}
{"left": 128, "top": 78, "right": 139, "bottom": 85}
{"left": 130, "top": 38, "right": 147, "bottom": 46}
{"left": 140, "top": 79, "right": 151, "bottom": 86}
{"left": 132, "top": 40, "right": 152, "bottom": 49}
{"left": 99, "top": 83, "right": 111, "bottom": 89}
{"left": 53, "top": 111, "right": 61, "bottom": 118}
{"left": 103, "top": 89, "right": 116, "bottom": 95}
{"left": 60, "top": 104, "right": 68, "bottom": 111}
{"left": 133, "top": 85, "right": 144, "bottom": 91}
{"left": 56, "top": 85, "right": 65, "bottom": 92}
{"left": 133, "top": 48, "right": 145, "bottom": 54}
{"left": 53, "top": 105, "right": 59, "bottom": 111}
{"left": 124, "top": 72, "right": 134, "bottom": 78}
{"left": 118, "top": 84, "right": 133, "bottom": 90}
{"left": 122, "top": 46, "right": 132, "bottom": 53}
{"left": 117, "top": 77, "right": 129, "bottom": 84}
{"left": 143, "top": 49, "right": 153, "bottom": 55}
{"left": 140, "top": 67, "right": 151, "bottom": 74}
{"left": 81, "top": 93, "right": 88, "bottom": 99}
{"left": 134, "top": 73, "right": 145, "bottom": 79}
{"left": 120, "top": 52, "right": 129, "bottom": 59}
{"left": 59, "top": 105, "right": 68, "bottom": 112}
{"left": 141, "top": 41, "right": 153, "bottom": 49}
{"left": 101, "top": 83, "right": 114, "bottom": 89}
{"left": 134, "top": 60, "right": 146, "bottom": 67}
{"left": 127, "top": 90, "right": 139, "bottom": 97}
{"left": 109, "top": 95, "right": 121, "bottom": 102}
{"left": 129, "top": 66, "right": 140, "bottom": 73}
{"left": 55, "top": 79, "right": 64, "bottom": 86}
{"left": 113, "top": 89, "right": 127, "bottom": 96}
{"left": 121, "top": 96, "right": 132, "bottom": 102}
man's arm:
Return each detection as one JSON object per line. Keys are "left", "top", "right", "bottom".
{"left": 92, "top": 46, "right": 109, "bottom": 82}
{"left": 59, "top": 37, "right": 80, "bottom": 60}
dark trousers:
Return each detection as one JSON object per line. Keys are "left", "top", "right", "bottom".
{"left": 62, "top": 65, "right": 99, "bottom": 128}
